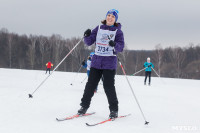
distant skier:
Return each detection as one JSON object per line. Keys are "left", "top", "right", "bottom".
{"left": 144, "top": 57, "right": 154, "bottom": 85}
{"left": 77, "top": 9, "right": 124, "bottom": 119}
{"left": 82, "top": 52, "right": 95, "bottom": 77}
{"left": 81, "top": 52, "right": 103, "bottom": 93}
{"left": 46, "top": 61, "right": 53, "bottom": 74}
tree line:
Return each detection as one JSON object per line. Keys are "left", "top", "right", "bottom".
{"left": 0, "top": 28, "right": 200, "bottom": 79}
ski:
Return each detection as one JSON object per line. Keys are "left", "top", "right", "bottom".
{"left": 56, "top": 112, "right": 95, "bottom": 121}
{"left": 86, "top": 114, "right": 131, "bottom": 126}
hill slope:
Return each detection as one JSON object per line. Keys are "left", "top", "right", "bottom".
{"left": 0, "top": 68, "right": 199, "bottom": 133}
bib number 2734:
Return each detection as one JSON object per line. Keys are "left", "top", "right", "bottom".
{"left": 97, "top": 46, "right": 109, "bottom": 52}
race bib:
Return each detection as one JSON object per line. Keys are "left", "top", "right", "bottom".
{"left": 95, "top": 25, "right": 117, "bottom": 56}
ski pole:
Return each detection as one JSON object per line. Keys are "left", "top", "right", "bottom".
{"left": 131, "top": 67, "right": 146, "bottom": 76}
{"left": 151, "top": 67, "right": 160, "bottom": 77}
{"left": 28, "top": 37, "right": 84, "bottom": 98}
{"left": 70, "top": 65, "right": 83, "bottom": 85}
{"left": 151, "top": 67, "right": 165, "bottom": 84}
{"left": 118, "top": 58, "right": 149, "bottom": 125}
{"left": 81, "top": 75, "right": 88, "bottom": 83}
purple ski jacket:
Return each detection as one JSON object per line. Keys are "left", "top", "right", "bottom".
{"left": 84, "top": 23, "right": 124, "bottom": 70}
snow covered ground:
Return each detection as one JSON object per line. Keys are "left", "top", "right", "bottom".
{"left": 0, "top": 68, "right": 200, "bottom": 133}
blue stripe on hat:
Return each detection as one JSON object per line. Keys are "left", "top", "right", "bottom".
{"left": 106, "top": 9, "right": 119, "bottom": 22}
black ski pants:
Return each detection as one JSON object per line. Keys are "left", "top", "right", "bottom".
{"left": 80, "top": 67, "right": 118, "bottom": 112}
{"left": 46, "top": 68, "right": 50, "bottom": 74}
{"left": 144, "top": 71, "right": 151, "bottom": 83}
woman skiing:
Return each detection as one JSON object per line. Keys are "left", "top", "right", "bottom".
{"left": 77, "top": 9, "right": 124, "bottom": 119}
{"left": 143, "top": 57, "right": 154, "bottom": 85}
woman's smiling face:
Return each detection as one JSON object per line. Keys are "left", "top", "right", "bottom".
{"left": 106, "top": 14, "right": 116, "bottom": 26}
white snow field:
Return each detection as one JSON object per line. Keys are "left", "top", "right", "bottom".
{"left": 0, "top": 68, "right": 200, "bottom": 133}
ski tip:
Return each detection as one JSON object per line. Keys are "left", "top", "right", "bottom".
{"left": 119, "top": 113, "right": 131, "bottom": 118}
{"left": 56, "top": 118, "right": 63, "bottom": 121}
{"left": 89, "top": 112, "right": 96, "bottom": 114}
{"left": 85, "top": 123, "right": 96, "bottom": 126}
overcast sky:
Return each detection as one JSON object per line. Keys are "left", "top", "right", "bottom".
{"left": 0, "top": 0, "right": 200, "bottom": 50}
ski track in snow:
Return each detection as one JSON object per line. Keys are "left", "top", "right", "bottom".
{"left": 0, "top": 68, "right": 200, "bottom": 133}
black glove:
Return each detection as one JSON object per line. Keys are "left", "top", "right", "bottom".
{"left": 84, "top": 29, "right": 91, "bottom": 37}
{"left": 148, "top": 64, "right": 152, "bottom": 67}
{"left": 82, "top": 60, "right": 86, "bottom": 66}
{"left": 109, "top": 40, "right": 116, "bottom": 47}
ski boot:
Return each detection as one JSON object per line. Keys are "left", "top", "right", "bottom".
{"left": 77, "top": 107, "right": 88, "bottom": 115}
{"left": 109, "top": 111, "right": 118, "bottom": 119}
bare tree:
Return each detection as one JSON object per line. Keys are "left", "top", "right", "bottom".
{"left": 134, "top": 51, "right": 140, "bottom": 73}
{"left": 49, "top": 34, "right": 65, "bottom": 71}
{"left": 154, "top": 44, "right": 164, "bottom": 76}
{"left": 8, "top": 34, "right": 14, "bottom": 68}
{"left": 134, "top": 50, "right": 146, "bottom": 75}
{"left": 65, "top": 37, "right": 86, "bottom": 72}
{"left": 28, "top": 35, "right": 37, "bottom": 69}
{"left": 169, "top": 46, "right": 186, "bottom": 78}
{"left": 0, "top": 28, "right": 8, "bottom": 33}
{"left": 38, "top": 35, "right": 47, "bottom": 68}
